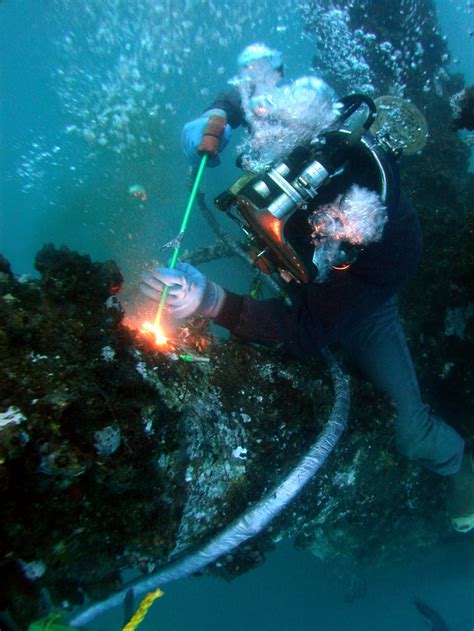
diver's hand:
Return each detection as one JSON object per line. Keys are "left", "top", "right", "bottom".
{"left": 141, "top": 262, "right": 225, "bottom": 319}
{"left": 182, "top": 114, "right": 232, "bottom": 167}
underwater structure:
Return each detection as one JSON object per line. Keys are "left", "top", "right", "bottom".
{"left": 1, "top": 124, "right": 473, "bottom": 623}
{"left": 0, "top": 224, "right": 469, "bottom": 628}
{"left": 1, "top": 0, "right": 473, "bottom": 628}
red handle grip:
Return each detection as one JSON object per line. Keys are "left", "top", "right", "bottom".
{"left": 197, "top": 115, "right": 226, "bottom": 157}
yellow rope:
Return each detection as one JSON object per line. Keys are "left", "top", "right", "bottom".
{"left": 121, "top": 587, "right": 164, "bottom": 631}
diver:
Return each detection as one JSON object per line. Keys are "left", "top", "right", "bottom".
{"left": 142, "top": 43, "right": 474, "bottom": 532}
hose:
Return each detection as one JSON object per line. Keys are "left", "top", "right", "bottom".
{"left": 196, "top": 190, "right": 284, "bottom": 297}
{"left": 68, "top": 348, "right": 349, "bottom": 628}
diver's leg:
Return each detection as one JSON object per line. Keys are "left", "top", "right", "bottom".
{"left": 341, "top": 297, "right": 464, "bottom": 475}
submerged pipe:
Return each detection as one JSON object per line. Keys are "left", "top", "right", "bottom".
{"left": 69, "top": 349, "right": 349, "bottom": 628}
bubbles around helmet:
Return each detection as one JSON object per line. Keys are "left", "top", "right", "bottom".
{"left": 237, "top": 43, "right": 282, "bottom": 70}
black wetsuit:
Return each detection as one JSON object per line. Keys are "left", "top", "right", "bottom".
{"left": 207, "top": 87, "right": 247, "bottom": 129}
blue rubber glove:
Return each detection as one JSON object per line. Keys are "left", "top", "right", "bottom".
{"left": 141, "top": 262, "right": 225, "bottom": 320}
{"left": 181, "top": 116, "right": 232, "bottom": 168}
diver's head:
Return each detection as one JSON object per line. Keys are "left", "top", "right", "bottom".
{"left": 237, "top": 43, "right": 284, "bottom": 84}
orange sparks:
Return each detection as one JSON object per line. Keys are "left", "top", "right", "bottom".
{"left": 141, "top": 321, "right": 169, "bottom": 347}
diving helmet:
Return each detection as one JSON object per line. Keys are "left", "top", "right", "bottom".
{"left": 237, "top": 43, "right": 283, "bottom": 72}
{"left": 215, "top": 94, "right": 400, "bottom": 286}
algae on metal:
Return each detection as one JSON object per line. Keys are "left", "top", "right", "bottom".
{"left": 0, "top": 229, "right": 470, "bottom": 628}
{"left": 0, "top": 245, "right": 328, "bottom": 626}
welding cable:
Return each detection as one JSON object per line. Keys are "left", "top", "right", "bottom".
{"left": 196, "top": 190, "right": 284, "bottom": 297}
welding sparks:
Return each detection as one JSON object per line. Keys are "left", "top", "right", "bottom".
{"left": 141, "top": 321, "right": 169, "bottom": 347}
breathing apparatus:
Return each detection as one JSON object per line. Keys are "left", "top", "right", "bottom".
{"left": 215, "top": 93, "right": 400, "bottom": 286}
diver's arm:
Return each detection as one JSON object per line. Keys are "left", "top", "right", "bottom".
{"left": 140, "top": 252, "right": 406, "bottom": 357}
{"left": 214, "top": 272, "right": 402, "bottom": 358}
{"left": 204, "top": 86, "right": 246, "bottom": 129}
{"left": 214, "top": 195, "right": 422, "bottom": 357}
{"left": 141, "top": 193, "right": 421, "bottom": 357}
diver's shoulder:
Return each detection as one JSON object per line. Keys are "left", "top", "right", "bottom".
{"left": 397, "top": 194, "right": 416, "bottom": 210}
{"left": 390, "top": 193, "right": 418, "bottom": 222}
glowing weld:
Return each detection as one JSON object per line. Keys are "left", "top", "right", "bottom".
{"left": 141, "top": 321, "right": 168, "bottom": 347}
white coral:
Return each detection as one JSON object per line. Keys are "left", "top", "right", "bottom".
{"left": 94, "top": 425, "right": 121, "bottom": 456}
{"left": 0, "top": 406, "right": 26, "bottom": 429}
{"left": 100, "top": 345, "right": 116, "bottom": 362}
